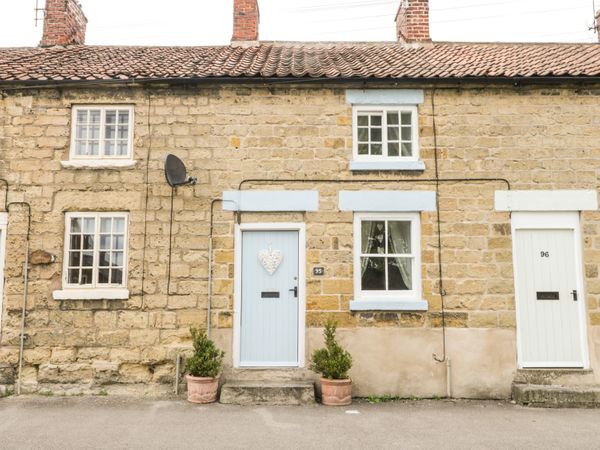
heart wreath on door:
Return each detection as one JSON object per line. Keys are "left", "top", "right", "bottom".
{"left": 258, "top": 244, "right": 283, "bottom": 275}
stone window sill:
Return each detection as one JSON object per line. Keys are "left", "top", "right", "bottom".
{"left": 349, "top": 299, "right": 428, "bottom": 311}
{"left": 61, "top": 160, "right": 137, "bottom": 170}
{"left": 349, "top": 161, "right": 426, "bottom": 172}
{"left": 53, "top": 288, "right": 130, "bottom": 301}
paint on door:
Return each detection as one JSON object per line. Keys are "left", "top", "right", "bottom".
{"left": 515, "top": 228, "right": 584, "bottom": 367}
{"left": 240, "top": 230, "right": 299, "bottom": 367}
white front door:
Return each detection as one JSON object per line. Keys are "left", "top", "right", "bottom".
{"left": 513, "top": 212, "right": 587, "bottom": 368}
{"left": 239, "top": 229, "right": 300, "bottom": 367}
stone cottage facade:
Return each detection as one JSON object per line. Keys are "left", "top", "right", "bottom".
{"left": 1, "top": 0, "right": 600, "bottom": 400}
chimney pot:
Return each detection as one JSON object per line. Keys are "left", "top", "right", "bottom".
{"left": 40, "top": 0, "right": 87, "bottom": 46}
{"left": 395, "top": 0, "right": 431, "bottom": 43}
{"left": 232, "top": 0, "right": 260, "bottom": 42}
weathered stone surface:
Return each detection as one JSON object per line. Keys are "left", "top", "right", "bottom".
{"left": 219, "top": 381, "right": 315, "bottom": 406}
{"left": 1, "top": 84, "right": 600, "bottom": 398}
{"left": 29, "top": 250, "right": 56, "bottom": 265}
{"left": 513, "top": 384, "right": 600, "bottom": 408}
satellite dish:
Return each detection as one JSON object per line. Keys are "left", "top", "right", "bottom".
{"left": 165, "top": 154, "right": 197, "bottom": 187}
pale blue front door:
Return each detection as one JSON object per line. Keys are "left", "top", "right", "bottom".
{"left": 240, "top": 230, "right": 299, "bottom": 366}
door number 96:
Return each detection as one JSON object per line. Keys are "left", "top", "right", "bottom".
{"left": 540, "top": 251, "right": 550, "bottom": 258}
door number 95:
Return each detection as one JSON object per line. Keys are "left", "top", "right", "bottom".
{"left": 540, "top": 251, "right": 550, "bottom": 258}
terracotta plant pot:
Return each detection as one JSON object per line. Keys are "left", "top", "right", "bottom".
{"left": 320, "top": 378, "right": 352, "bottom": 406}
{"left": 186, "top": 374, "right": 219, "bottom": 404}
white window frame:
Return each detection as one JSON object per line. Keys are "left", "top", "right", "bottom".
{"left": 61, "top": 212, "right": 129, "bottom": 290}
{"left": 69, "top": 105, "right": 134, "bottom": 161}
{"left": 352, "top": 105, "right": 419, "bottom": 163}
{"left": 353, "top": 212, "right": 422, "bottom": 302}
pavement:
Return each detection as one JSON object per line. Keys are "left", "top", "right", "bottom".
{"left": 1, "top": 396, "right": 599, "bottom": 449}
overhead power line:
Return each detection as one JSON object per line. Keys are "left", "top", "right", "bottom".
{"left": 287, "top": 0, "right": 535, "bottom": 13}
{"left": 310, "top": 5, "right": 591, "bottom": 34}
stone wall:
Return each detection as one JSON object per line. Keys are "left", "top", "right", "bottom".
{"left": 0, "top": 83, "right": 599, "bottom": 396}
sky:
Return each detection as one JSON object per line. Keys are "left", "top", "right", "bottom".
{"left": 0, "top": 0, "right": 598, "bottom": 47}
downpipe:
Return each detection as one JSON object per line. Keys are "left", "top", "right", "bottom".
{"left": 16, "top": 233, "right": 30, "bottom": 395}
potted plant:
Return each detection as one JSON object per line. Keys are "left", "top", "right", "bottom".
{"left": 311, "top": 320, "right": 353, "bottom": 406}
{"left": 185, "top": 327, "right": 225, "bottom": 404}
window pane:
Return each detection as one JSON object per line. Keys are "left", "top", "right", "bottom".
{"left": 106, "top": 111, "right": 116, "bottom": 124}
{"left": 401, "top": 126, "right": 411, "bottom": 141}
{"left": 83, "top": 218, "right": 95, "bottom": 233}
{"left": 81, "top": 251, "right": 93, "bottom": 267}
{"left": 371, "top": 144, "right": 382, "bottom": 155}
{"left": 100, "top": 218, "right": 112, "bottom": 233}
{"left": 387, "top": 112, "right": 399, "bottom": 125}
{"left": 371, "top": 115, "right": 382, "bottom": 126}
{"left": 117, "top": 126, "right": 128, "bottom": 140}
{"left": 111, "top": 268, "right": 123, "bottom": 285}
{"left": 113, "top": 218, "right": 125, "bottom": 233}
{"left": 75, "top": 141, "right": 86, "bottom": 155}
{"left": 357, "top": 128, "right": 368, "bottom": 142}
{"left": 388, "top": 221, "right": 411, "bottom": 254}
{"left": 68, "top": 252, "right": 81, "bottom": 266}
{"left": 401, "top": 142, "right": 413, "bottom": 157}
{"left": 357, "top": 115, "right": 368, "bottom": 126}
{"left": 69, "top": 269, "right": 80, "bottom": 284}
{"left": 70, "top": 218, "right": 81, "bottom": 233}
{"left": 98, "top": 269, "right": 110, "bottom": 284}
{"left": 89, "top": 125, "right": 100, "bottom": 140}
{"left": 70, "top": 234, "right": 81, "bottom": 250}
{"left": 80, "top": 269, "right": 93, "bottom": 285}
{"left": 105, "top": 141, "right": 115, "bottom": 156}
{"left": 387, "top": 126, "right": 399, "bottom": 141}
{"left": 112, "top": 252, "right": 123, "bottom": 267}
{"left": 113, "top": 235, "right": 124, "bottom": 250}
{"left": 117, "top": 141, "right": 128, "bottom": 156}
{"left": 100, "top": 235, "right": 111, "bottom": 250}
{"left": 76, "top": 110, "right": 88, "bottom": 124}
{"left": 90, "top": 110, "right": 101, "bottom": 124}
{"left": 361, "top": 257, "right": 386, "bottom": 291}
{"left": 82, "top": 235, "right": 94, "bottom": 250}
{"left": 76, "top": 125, "right": 87, "bottom": 140}
{"left": 105, "top": 125, "right": 116, "bottom": 139}
{"left": 370, "top": 128, "right": 382, "bottom": 142}
{"left": 358, "top": 144, "right": 368, "bottom": 155}
{"left": 388, "top": 257, "right": 412, "bottom": 290}
{"left": 401, "top": 112, "right": 412, "bottom": 125}
{"left": 99, "top": 251, "right": 110, "bottom": 267}
{"left": 118, "top": 111, "right": 129, "bottom": 124}
{"left": 388, "top": 143, "right": 399, "bottom": 157}
{"left": 361, "top": 221, "right": 385, "bottom": 254}
{"left": 89, "top": 142, "right": 99, "bottom": 156}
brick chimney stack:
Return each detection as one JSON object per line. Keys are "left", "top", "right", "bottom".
{"left": 40, "top": 0, "right": 87, "bottom": 47}
{"left": 232, "top": 0, "right": 260, "bottom": 42}
{"left": 395, "top": 0, "right": 431, "bottom": 43}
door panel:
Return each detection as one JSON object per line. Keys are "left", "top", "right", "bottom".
{"left": 515, "top": 228, "right": 583, "bottom": 367}
{"left": 240, "top": 230, "right": 299, "bottom": 366}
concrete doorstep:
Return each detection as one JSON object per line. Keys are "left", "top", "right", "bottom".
{"left": 219, "top": 380, "right": 316, "bottom": 405}
{"left": 512, "top": 384, "right": 600, "bottom": 408}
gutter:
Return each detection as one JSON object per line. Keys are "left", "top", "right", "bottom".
{"left": 2, "top": 75, "right": 600, "bottom": 91}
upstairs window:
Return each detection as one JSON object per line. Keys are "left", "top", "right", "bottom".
{"left": 70, "top": 106, "right": 133, "bottom": 160}
{"left": 353, "top": 106, "right": 419, "bottom": 162}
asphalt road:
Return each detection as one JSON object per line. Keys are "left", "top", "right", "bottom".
{"left": 0, "top": 397, "right": 599, "bottom": 449}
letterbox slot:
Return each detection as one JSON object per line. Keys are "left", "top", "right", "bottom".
{"left": 536, "top": 291, "right": 559, "bottom": 301}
